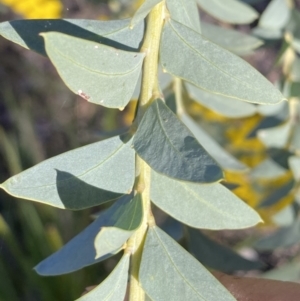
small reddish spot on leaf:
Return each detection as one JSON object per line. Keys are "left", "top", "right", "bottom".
{"left": 77, "top": 90, "right": 90, "bottom": 100}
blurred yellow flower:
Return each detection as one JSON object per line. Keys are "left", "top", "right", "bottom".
{"left": 0, "top": 0, "right": 62, "bottom": 18}
{"left": 123, "top": 100, "right": 137, "bottom": 126}
{"left": 225, "top": 169, "right": 295, "bottom": 225}
{"left": 226, "top": 114, "right": 266, "bottom": 167}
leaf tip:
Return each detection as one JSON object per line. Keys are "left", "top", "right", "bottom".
{"left": 282, "top": 97, "right": 289, "bottom": 102}
{"left": 247, "top": 212, "right": 264, "bottom": 228}
{"left": 33, "top": 263, "right": 44, "bottom": 276}
{"left": 0, "top": 182, "right": 7, "bottom": 192}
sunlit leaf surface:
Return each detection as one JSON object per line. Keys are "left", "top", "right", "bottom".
{"left": 196, "top": 0, "right": 258, "bottom": 24}
{"left": 151, "top": 170, "right": 262, "bottom": 229}
{"left": 0, "top": 19, "right": 144, "bottom": 56}
{"left": 139, "top": 227, "right": 236, "bottom": 301}
{"left": 201, "top": 22, "right": 263, "bottom": 55}
{"left": 161, "top": 19, "right": 284, "bottom": 104}
{"left": 185, "top": 82, "right": 257, "bottom": 118}
{"left": 252, "top": 27, "right": 283, "bottom": 39}
{"left": 42, "top": 32, "right": 145, "bottom": 108}
{"left": 94, "top": 194, "right": 143, "bottom": 259}
{"left": 258, "top": 0, "right": 290, "bottom": 31}
{"left": 35, "top": 194, "right": 133, "bottom": 275}
{"left": 166, "top": 0, "right": 201, "bottom": 32}
{"left": 258, "top": 121, "right": 291, "bottom": 148}
{"left": 0, "top": 136, "right": 135, "bottom": 209}
{"left": 257, "top": 101, "right": 288, "bottom": 116}
{"left": 76, "top": 254, "right": 130, "bottom": 301}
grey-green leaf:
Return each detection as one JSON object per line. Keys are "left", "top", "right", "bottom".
{"left": 258, "top": 0, "right": 291, "bottom": 31}
{"left": 0, "top": 19, "right": 144, "bottom": 56}
{"left": 160, "top": 216, "right": 184, "bottom": 241}
{"left": 255, "top": 218, "right": 300, "bottom": 251}
{"left": 133, "top": 99, "right": 223, "bottom": 183}
{"left": 291, "top": 58, "right": 300, "bottom": 82}
{"left": 181, "top": 113, "right": 247, "bottom": 171}
{"left": 261, "top": 259, "right": 300, "bottom": 282}
{"left": 185, "top": 82, "right": 257, "bottom": 118}
{"left": 42, "top": 32, "right": 145, "bottom": 108}
{"left": 35, "top": 194, "right": 132, "bottom": 275}
{"left": 131, "top": 0, "right": 162, "bottom": 28}
{"left": 160, "top": 19, "right": 284, "bottom": 104}
{"left": 257, "top": 101, "right": 288, "bottom": 116}
{"left": 94, "top": 194, "right": 143, "bottom": 259}
{"left": 151, "top": 170, "right": 262, "bottom": 229}
{"left": 252, "top": 27, "right": 283, "bottom": 39}
{"left": 249, "top": 159, "right": 287, "bottom": 180}
{"left": 0, "top": 135, "right": 135, "bottom": 210}
{"left": 188, "top": 228, "right": 263, "bottom": 273}
{"left": 196, "top": 0, "right": 258, "bottom": 24}
{"left": 291, "top": 125, "right": 300, "bottom": 150}
{"left": 289, "top": 156, "right": 300, "bottom": 181}
{"left": 166, "top": 0, "right": 201, "bottom": 33}
{"left": 76, "top": 254, "right": 130, "bottom": 301}
{"left": 272, "top": 206, "right": 294, "bottom": 227}
{"left": 258, "top": 180, "right": 294, "bottom": 209}
{"left": 287, "top": 10, "right": 300, "bottom": 53}
{"left": 201, "top": 22, "right": 263, "bottom": 55}
{"left": 258, "top": 121, "right": 291, "bottom": 148}
{"left": 139, "top": 226, "right": 236, "bottom": 301}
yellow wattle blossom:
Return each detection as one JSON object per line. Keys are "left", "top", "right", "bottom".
{"left": 225, "top": 114, "right": 266, "bottom": 167}
{"left": 187, "top": 101, "right": 229, "bottom": 123}
{"left": 258, "top": 191, "right": 295, "bottom": 225}
{"left": 0, "top": 0, "right": 62, "bottom": 19}
{"left": 186, "top": 101, "right": 296, "bottom": 224}
{"left": 187, "top": 101, "right": 266, "bottom": 167}
{"left": 225, "top": 168, "right": 295, "bottom": 226}
{"left": 225, "top": 170, "right": 262, "bottom": 209}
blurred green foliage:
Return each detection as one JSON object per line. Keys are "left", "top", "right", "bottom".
{"left": 0, "top": 1, "right": 133, "bottom": 300}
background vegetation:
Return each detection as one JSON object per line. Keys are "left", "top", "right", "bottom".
{"left": 0, "top": 0, "right": 300, "bottom": 300}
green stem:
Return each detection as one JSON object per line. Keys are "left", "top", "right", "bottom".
{"left": 136, "top": 1, "right": 166, "bottom": 122}
{"left": 127, "top": 158, "right": 151, "bottom": 301}
{"left": 127, "top": 2, "right": 165, "bottom": 301}
{"left": 174, "top": 77, "right": 185, "bottom": 117}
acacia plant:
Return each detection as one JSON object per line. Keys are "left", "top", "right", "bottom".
{"left": 0, "top": 0, "right": 287, "bottom": 300}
